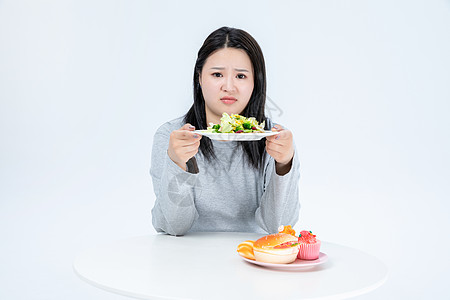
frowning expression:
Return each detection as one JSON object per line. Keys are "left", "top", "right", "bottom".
{"left": 199, "top": 48, "right": 254, "bottom": 125}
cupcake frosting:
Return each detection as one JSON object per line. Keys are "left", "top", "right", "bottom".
{"left": 298, "top": 230, "right": 318, "bottom": 244}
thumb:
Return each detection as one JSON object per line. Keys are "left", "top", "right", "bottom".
{"left": 181, "top": 123, "right": 196, "bottom": 131}
{"left": 271, "top": 124, "right": 284, "bottom": 132}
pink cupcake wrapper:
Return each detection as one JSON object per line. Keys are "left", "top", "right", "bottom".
{"left": 297, "top": 240, "right": 321, "bottom": 260}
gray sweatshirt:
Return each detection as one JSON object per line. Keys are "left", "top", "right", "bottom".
{"left": 150, "top": 117, "right": 301, "bottom": 236}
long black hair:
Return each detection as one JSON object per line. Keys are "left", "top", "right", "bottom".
{"left": 184, "top": 26, "right": 269, "bottom": 170}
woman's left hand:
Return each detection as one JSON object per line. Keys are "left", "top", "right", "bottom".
{"left": 265, "top": 125, "right": 295, "bottom": 175}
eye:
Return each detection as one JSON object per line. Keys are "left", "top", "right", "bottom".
{"left": 212, "top": 72, "right": 223, "bottom": 77}
{"left": 237, "top": 74, "right": 247, "bottom": 79}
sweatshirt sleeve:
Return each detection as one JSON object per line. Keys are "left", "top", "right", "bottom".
{"left": 255, "top": 149, "right": 301, "bottom": 234}
{"left": 150, "top": 125, "right": 199, "bottom": 236}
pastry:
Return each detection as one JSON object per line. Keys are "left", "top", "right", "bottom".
{"left": 297, "top": 230, "right": 321, "bottom": 260}
{"left": 252, "top": 233, "right": 299, "bottom": 264}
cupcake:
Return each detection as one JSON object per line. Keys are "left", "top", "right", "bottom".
{"left": 297, "top": 230, "right": 321, "bottom": 260}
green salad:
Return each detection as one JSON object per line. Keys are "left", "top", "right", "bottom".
{"left": 206, "top": 113, "right": 265, "bottom": 133}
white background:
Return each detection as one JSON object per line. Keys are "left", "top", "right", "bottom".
{"left": 1, "top": 0, "right": 449, "bottom": 299}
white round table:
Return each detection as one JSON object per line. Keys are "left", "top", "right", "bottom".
{"left": 73, "top": 232, "right": 388, "bottom": 300}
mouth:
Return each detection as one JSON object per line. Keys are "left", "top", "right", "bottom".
{"left": 220, "top": 96, "right": 237, "bottom": 104}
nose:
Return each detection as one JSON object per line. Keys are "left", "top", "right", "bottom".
{"left": 222, "top": 75, "right": 236, "bottom": 93}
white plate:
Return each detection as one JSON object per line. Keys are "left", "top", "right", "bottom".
{"left": 240, "top": 252, "right": 328, "bottom": 270}
{"left": 194, "top": 130, "right": 279, "bottom": 141}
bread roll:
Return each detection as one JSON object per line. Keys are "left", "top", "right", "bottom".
{"left": 253, "top": 233, "right": 299, "bottom": 264}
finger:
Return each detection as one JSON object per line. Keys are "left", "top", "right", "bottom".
{"left": 266, "top": 134, "right": 292, "bottom": 151}
{"left": 265, "top": 141, "right": 284, "bottom": 154}
{"left": 180, "top": 139, "right": 201, "bottom": 148}
{"left": 274, "top": 130, "right": 285, "bottom": 141}
{"left": 174, "top": 140, "right": 199, "bottom": 154}
{"left": 266, "top": 133, "right": 285, "bottom": 145}
{"left": 269, "top": 125, "right": 284, "bottom": 141}
{"left": 174, "top": 130, "right": 202, "bottom": 140}
{"left": 273, "top": 129, "right": 292, "bottom": 141}
{"left": 180, "top": 123, "right": 196, "bottom": 131}
{"left": 271, "top": 124, "right": 285, "bottom": 132}
{"left": 184, "top": 146, "right": 200, "bottom": 157}
{"left": 266, "top": 131, "right": 282, "bottom": 142}
{"left": 265, "top": 147, "right": 282, "bottom": 161}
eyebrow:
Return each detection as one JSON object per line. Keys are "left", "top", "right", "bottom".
{"left": 209, "top": 67, "right": 250, "bottom": 73}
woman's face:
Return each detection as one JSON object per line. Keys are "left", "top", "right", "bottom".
{"left": 199, "top": 47, "right": 254, "bottom": 125}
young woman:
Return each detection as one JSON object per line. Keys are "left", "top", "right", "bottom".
{"left": 150, "top": 27, "right": 300, "bottom": 236}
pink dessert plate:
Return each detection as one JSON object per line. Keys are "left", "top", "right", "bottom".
{"left": 240, "top": 252, "right": 328, "bottom": 270}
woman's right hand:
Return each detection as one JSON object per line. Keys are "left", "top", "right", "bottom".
{"left": 167, "top": 124, "right": 202, "bottom": 171}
